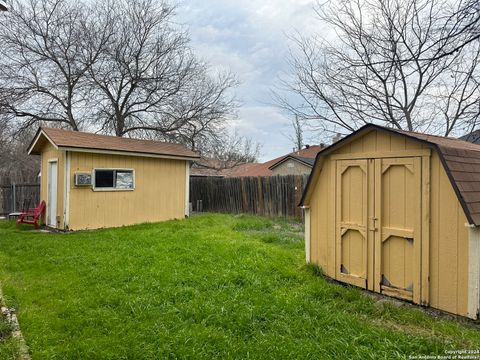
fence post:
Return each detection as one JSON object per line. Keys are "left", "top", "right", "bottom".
{"left": 12, "top": 183, "right": 16, "bottom": 213}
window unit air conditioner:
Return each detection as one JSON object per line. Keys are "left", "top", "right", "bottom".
{"left": 74, "top": 172, "right": 92, "bottom": 186}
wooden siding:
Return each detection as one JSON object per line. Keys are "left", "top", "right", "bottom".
{"left": 308, "top": 129, "right": 470, "bottom": 317}
{"left": 40, "top": 142, "right": 65, "bottom": 228}
{"left": 68, "top": 152, "right": 187, "bottom": 230}
{"left": 430, "top": 148, "right": 469, "bottom": 316}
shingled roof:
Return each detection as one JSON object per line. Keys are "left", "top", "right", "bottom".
{"left": 393, "top": 128, "right": 480, "bottom": 225}
{"left": 300, "top": 124, "right": 480, "bottom": 226}
{"left": 229, "top": 145, "right": 324, "bottom": 177}
{"left": 28, "top": 127, "right": 200, "bottom": 160}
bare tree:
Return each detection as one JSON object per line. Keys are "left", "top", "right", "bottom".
{"left": 0, "top": 0, "right": 111, "bottom": 131}
{"left": 0, "top": 0, "right": 238, "bottom": 150}
{"left": 89, "top": 0, "right": 237, "bottom": 140}
{"left": 0, "top": 125, "right": 39, "bottom": 184}
{"left": 193, "top": 129, "right": 261, "bottom": 171}
{"left": 286, "top": 115, "right": 304, "bottom": 151}
{"left": 0, "top": 0, "right": 240, "bottom": 185}
{"left": 154, "top": 70, "right": 238, "bottom": 150}
{"left": 275, "top": 0, "right": 480, "bottom": 136}
{"left": 424, "top": 0, "right": 480, "bottom": 62}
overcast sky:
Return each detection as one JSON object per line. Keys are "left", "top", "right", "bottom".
{"left": 179, "top": 0, "right": 322, "bottom": 161}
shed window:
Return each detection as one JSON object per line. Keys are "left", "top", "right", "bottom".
{"left": 115, "top": 170, "right": 134, "bottom": 189}
{"left": 94, "top": 169, "right": 134, "bottom": 190}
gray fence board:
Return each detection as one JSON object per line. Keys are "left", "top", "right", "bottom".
{"left": 0, "top": 184, "right": 40, "bottom": 216}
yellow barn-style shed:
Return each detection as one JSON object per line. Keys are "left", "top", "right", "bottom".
{"left": 300, "top": 124, "right": 480, "bottom": 319}
{"left": 28, "top": 127, "right": 200, "bottom": 231}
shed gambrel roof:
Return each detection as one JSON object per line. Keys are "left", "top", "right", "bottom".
{"left": 28, "top": 127, "right": 200, "bottom": 160}
{"left": 300, "top": 124, "right": 480, "bottom": 226}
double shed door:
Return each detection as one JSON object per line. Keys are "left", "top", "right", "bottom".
{"left": 335, "top": 156, "right": 426, "bottom": 304}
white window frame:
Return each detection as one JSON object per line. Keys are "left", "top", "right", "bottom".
{"left": 92, "top": 168, "right": 135, "bottom": 192}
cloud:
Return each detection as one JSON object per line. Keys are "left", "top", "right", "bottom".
{"left": 229, "top": 105, "right": 294, "bottom": 161}
{"left": 178, "top": 0, "right": 320, "bottom": 161}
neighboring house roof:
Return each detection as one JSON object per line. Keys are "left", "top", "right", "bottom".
{"left": 268, "top": 155, "right": 316, "bottom": 170}
{"left": 191, "top": 161, "right": 272, "bottom": 177}
{"left": 28, "top": 127, "right": 200, "bottom": 160}
{"left": 460, "top": 129, "right": 480, "bottom": 144}
{"left": 300, "top": 124, "right": 480, "bottom": 226}
{"left": 190, "top": 158, "right": 237, "bottom": 177}
{"left": 291, "top": 145, "right": 325, "bottom": 158}
{"left": 192, "top": 145, "right": 325, "bottom": 178}
{"left": 229, "top": 145, "right": 325, "bottom": 177}
{"left": 190, "top": 167, "right": 226, "bottom": 178}
{"left": 295, "top": 156, "right": 316, "bottom": 166}
{"left": 227, "top": 158, "right": 279, "bottom": 177}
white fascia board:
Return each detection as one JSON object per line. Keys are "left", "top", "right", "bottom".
{"left": 28, "top": 130, "right": 58, "bottom": 155}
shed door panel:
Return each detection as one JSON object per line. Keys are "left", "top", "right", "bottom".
{"left": 374, "top": 157, "right": 421, "bottom": 302}
{"left": 336, "top": 160, "right": 368, "bottom": 288}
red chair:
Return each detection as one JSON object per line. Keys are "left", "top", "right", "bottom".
{"left": 17, "top": 201, "right": 46, "bottom": 229}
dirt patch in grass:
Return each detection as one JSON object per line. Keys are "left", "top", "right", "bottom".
{"left": 369, "top": 316, "right": 476, "bottom": 349}
{"left": 371, "top": 317, "right": 434, "bottom": 337}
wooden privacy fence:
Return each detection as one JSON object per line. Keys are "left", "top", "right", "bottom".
{"left": 0, "top": 184, "right": 40, "bottom": 216}
{"left": 190, "top": 175, "right": 309, "bottom": 219}
{"left": 0, "top": 177, "right": 310, "bottom": 218}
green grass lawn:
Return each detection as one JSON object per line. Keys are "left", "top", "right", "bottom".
{"left": 0, "top": 214, "right": 479, "bottom": 359}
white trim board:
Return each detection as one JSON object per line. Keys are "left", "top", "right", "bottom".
{"left": 304, "top": 208, "right": 311, "bottom": 263}
{"left": 63, "top": 151, "right": 70, "bottom": 230}
{"left": 28, "top": 130, "right": 59, "bottom": 154}
{"left": 468, "top": 225, "right": 480, "bottom": 319}
{"left": 64, "top": 151, "right": 71, "bottom": 230}
{"left": 185, "top": 162, "right": 190, "bottom": 217}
